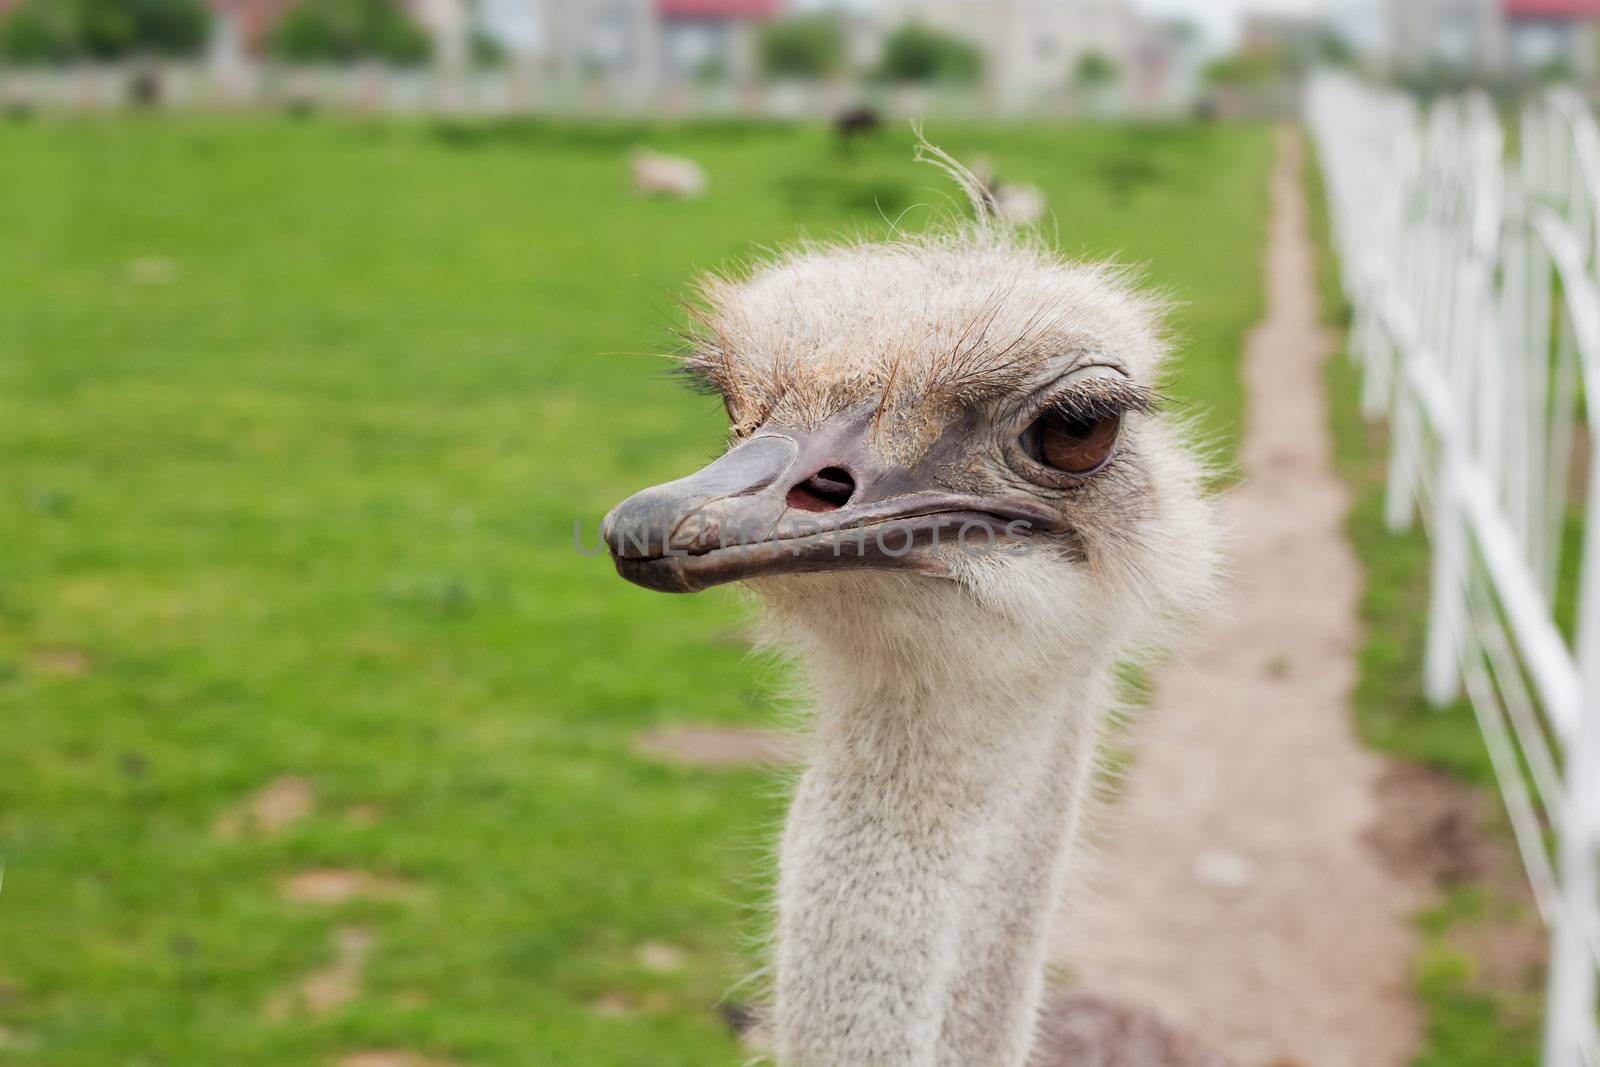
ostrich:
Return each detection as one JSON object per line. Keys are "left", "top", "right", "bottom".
{"left": 969, "top": 153, "right": 1049, "bottom": 228}
{"left": 601, "top": 154, "right": 1220, "bottom": 1066}
{"left": 632, "top": 149, "right": 708, "bottom": 199}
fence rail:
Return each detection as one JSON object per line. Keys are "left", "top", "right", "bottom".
{"left": 1309, "top": 73, "right": 1600, "bottom": 1065}
{"left": 0, "top": 61, "right": 1128, "bottom": 119}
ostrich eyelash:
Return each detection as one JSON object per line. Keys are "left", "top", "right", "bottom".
{"left": 1034, "top": 378, "right": 1158, "bottom": 422}
{"left": 671, "top": 358, "right": 728, "bottom": 397}
{"left": 673, "top": 354, "right": 773, "bottom": 439}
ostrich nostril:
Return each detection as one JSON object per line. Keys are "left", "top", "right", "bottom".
{"left": 786, "top": 467, "right": 856, "bottom": 513}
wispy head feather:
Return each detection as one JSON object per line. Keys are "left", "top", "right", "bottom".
{"left": 911, "top": 120, "right": 999, "bottom": 223}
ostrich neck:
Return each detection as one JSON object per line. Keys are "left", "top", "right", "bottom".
{"left": 774, "top": 634, "right": 1110, "bottom": 1067}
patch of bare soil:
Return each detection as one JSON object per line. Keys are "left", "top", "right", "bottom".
{"left": 125, "top": 256, "right": 179, "bottom": 285}
{"left": 1364, "top": 763, "right": 1497, "bottom": 887}
{"left": 635, "top": 725, "right": 803, "bottom": 768}
{"left": 214, "top": 775, "right": 315, "bottom": 840}
{"left": 345, "top": 803, "right": 383, "bottom": 826}
{"left": 29, "top": 647, "right": 91, "bottom": 677}
{"left": 1051, "top": 131, "right": 1425, "bottom": 1067}
{"left": 1375, "top": 776, "right": 1548, "bottom": 1004}
{"left": 1452, "top": 916, "right": 1548, "bottom": 998}
{"left": 587, "top": 990, "right": 673, "bottom": 1017}
{"left": 281, "top": 869, "right": 415, "bottom": 904}
{"left": 1031, "top": 995, "right": 1232, "bottom": 1067}
{"left": 300, "top": 927, "right": 372, "bottom": 1015}
{"left": 265, "top": 925, "right": 372, "bottom": 1019}
{"left": 336, "top": 1052, "right": 459, "bottom": 1067}
{"left": 635, "top": 941, "right": 688, "bottom": 972}
{"left": 589, "top": 992, "right": 635, "bottom": 1017}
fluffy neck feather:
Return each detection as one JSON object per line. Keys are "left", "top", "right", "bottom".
{"left": 764, "top": 574, "right": 1117, "bottom": 1067}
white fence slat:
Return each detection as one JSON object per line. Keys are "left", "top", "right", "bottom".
{"left": 1309, "top": 73, "right": 1600, "bottom": 1065}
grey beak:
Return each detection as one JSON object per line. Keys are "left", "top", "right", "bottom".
{"left": 601, "top": 435, "right": 800, "bottom": 574}
{"left": 601, "top": 412, "right": 1063, "bottom": 594}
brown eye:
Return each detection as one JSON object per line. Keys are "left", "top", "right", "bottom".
{"left": 1028, "top": 409, "right": 1121, "bottom": 474}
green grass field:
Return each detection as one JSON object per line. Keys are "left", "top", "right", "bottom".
{"left": 0, "top": 116, "right": 1272, "bottom": 1065}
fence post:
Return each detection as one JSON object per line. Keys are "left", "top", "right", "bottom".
{"left": 1544, "top": 458, "right": 1600, "bottom": 1065}
{"left": 1423, "top": 202, "right": 1471, "bottom": 707}
{"left": 1423, "top": 459, "right": 1466, "bottom": 705}
{"left": 1384, "top": 384, "right": 1420, "bottom": 533}
{"left": 1544, "top": 708, "right": 1600, "bottom": 1065}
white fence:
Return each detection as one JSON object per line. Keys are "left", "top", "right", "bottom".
{"left": 0, "top": 62, "right": 1091, "bottom": 119}
{"left": 1309, "top": 73, "right": 1600, "bottom": 1064}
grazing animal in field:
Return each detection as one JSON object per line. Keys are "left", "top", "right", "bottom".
{"left": 834, "top": 104, "right": 884, "bottom": 141}
{"left": 992, "top": 180, "right": 1048, "bottom": 227}
{"left": 631, "top": 149, "right": 707, "bottom": 199}
{"left": 602, "top": 146, "right": 1219, "bottom": 1067}
{"left": 969, "top": 153, "right": 1049, "bottom": 227}
{"left": 128, "top": 67, "right": 164, "bottom": 108}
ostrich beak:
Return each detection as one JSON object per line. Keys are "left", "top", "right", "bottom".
{"left": 601, "top": 412, "right": 1062, "bottom": 594}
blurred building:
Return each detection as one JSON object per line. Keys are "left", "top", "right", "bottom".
{"left": 658, "top": 0, "right": 780, "bottom": 83}
{"left": 1385, "top": 0, "right": 1600, "bottom": 80}
{"left": 871, "top": 0, "right": 1186, "bottom": 112}
{"left": 0, "top": 0, "right": 1201, "bottom": 114}
{"left": 201, "top": 0, "right": 476, "bottom": 87}
{"left": 207, "top": 0, "right": 303, "bottom": 53}
{"left": 203, "top": 0, "right": 477, "bottom": 71}
{"left": 530, "top": 0, "right": 779, "bottom": 87}
{"left": 202, "top": 0, "right": 752, "bottom": 85}
{"left": 1241, "top": 13, "right": 1324, "bottom": 56}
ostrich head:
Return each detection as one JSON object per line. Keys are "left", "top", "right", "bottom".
{"left": 599, "top": 159, "right": 1223, "bottom": 1067}
{"left": 602, "top": 226, "right": 1218, "bottom": 662}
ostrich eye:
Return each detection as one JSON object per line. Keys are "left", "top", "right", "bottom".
{"left": 1026, "top": 409, "right": 1121, "bottom": 474}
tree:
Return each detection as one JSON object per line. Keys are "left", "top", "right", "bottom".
{"left": 1313, "top": 29, "right": 1355, "bottom": 68}
{"left": 0, "top": 0, "right": 209, "bottom": 63}
{"left": 759, "top": 13, "right": 845, "bottom": 81}
{"left": 693, "top": 55, "right": 728, "bottom": 86}
{"left": 1202, "top": 50, "right": 1280, "bottom": 92}
{"left": 876, "top": 22, "right": 981, "bottom": 85}
{"left": 1072, "top": 50, "right": 1119, "bottom": 91}
{"left": 84, "top": 0, "right": 209, "bottom": 59}
{"left": 1162, "top": 17, "right": 1202, "bottom": 48}
{"left": 0, "top": 1, "right": 76, "bottom": 63}
{"left": 269, "top": 0, "right": 432, "bottom": 66}
{"left": 1534, "top": 55, "right": 1575, "bottom": 84}
{"left": 470, "top": 27, "right": 506, "bottom": 68}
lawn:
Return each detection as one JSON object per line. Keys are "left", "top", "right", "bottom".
{"left": 0, "top": 115, "right": 1272, "bottom": 1065}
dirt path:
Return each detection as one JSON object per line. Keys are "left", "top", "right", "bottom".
{"left": 1050, "top": 129, "right": 1425, "bottom": 1067}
